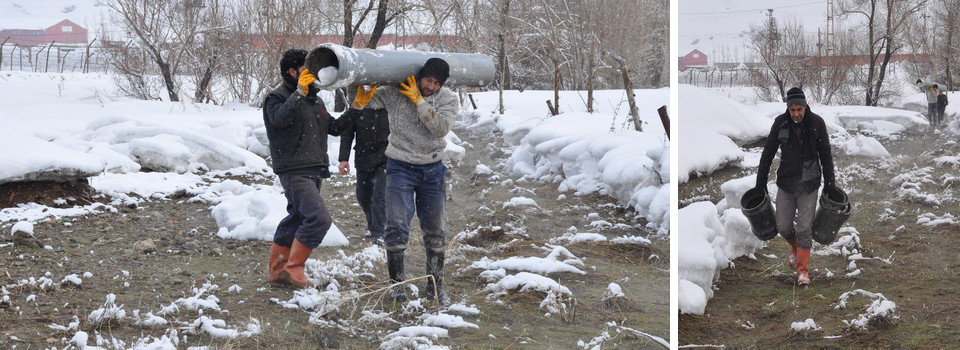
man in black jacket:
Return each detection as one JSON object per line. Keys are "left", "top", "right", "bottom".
{"left": 755, "top": 87, "right": 836, "bottom": 286}
{"left": 337, "top": 86, "right": 389, "bottom": 244}
{"left": 262, "top": 49, "right": 343, "bottom": 288}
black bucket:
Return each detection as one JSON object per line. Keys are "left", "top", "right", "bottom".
{"left": 740, "top": 187, "right": 778, "bottom": 240}
{"left": 813, "top": 186, "right": 851, "bottom": 244}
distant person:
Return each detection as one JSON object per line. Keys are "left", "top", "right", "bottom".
{"left": 921, "top": 81, "right": 944, "bottom": 127}
{"left": 337, "top": 86, "right": 390, "bottom": 245}
{"left": 937, "top": 90, "right": 949, "bottom": 124}
{"left": 365, "top": 58, "right": 460, "bottom": 304}
{"left": 755, "top": 87, "right": 837, "bottom": 286}
{"left": 262, "top": 49, "right": 343, "bottom": 288}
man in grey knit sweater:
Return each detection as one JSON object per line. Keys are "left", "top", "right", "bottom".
{"left": 366, "top": 57, "right": 460, "bottom": 304}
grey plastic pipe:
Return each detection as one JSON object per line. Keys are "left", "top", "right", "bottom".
{"left": 305, "top": 43, "right": 496, "bottom": 89}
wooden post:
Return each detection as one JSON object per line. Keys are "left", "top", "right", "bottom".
{"left": 60, "top": 50, "right": 70, "bottom": 73}
{"left": 468, "top": 93, "right": 478, "bottom": 109}
{"left": 44, "top": 42, "right": 55, "bottom": 73}
{"left": 657, "top": 105, "right": 670, "bottom": 139}
{"left": 553, "top": 59, "right": 560, "bottom": 115}
{"left": 587, "top": 45, "right": 595, "bottom": 113}
{"left": 9, "top": 44, "right": 17, "bottom": 71}
{"left": 606, "top": 51, "right": 641, "bottom": 131}
{"left": 546, "top": 100, "right": 558, "bottom": 116}
{"left": 0, "top": 38, "right": 7, "bottom": 71}
{"left": 84, "top": 38, "right": 96, "bottom": 74}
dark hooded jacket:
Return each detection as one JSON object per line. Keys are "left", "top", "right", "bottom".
{"left": 337, "top": 108, "right": 390, "bottom": 171}
{"left": 757, "top": 107, "right": 836, "bottom": 194}
{"left": 262, "top": 73, "right": 342, "bottom": 176}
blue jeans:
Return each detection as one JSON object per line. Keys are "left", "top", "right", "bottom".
{"left": 929, "top": 103, "right": 941, "bottom": 125}
{"left": 273, "top": 173, "right": 333, "bottom": 248}
{"left": 356, "top": 164, "right": 386, "bottom": 238}
{"left": 384, "top": 158, "right": 447, "bottom": 253}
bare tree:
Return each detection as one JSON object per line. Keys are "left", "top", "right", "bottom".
{"left": 840, "top": 0, "right": 926, "bottom": 106}
{"left": 102, "top": 0, "right": 208, "bottom": 102}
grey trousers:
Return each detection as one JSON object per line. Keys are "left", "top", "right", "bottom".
{"left": 776, "top": 187, "right": 818, "bottom": 249}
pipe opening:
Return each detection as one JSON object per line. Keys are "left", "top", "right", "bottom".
{"left": 306, "top": 47, "right": 339, "bottom": 73}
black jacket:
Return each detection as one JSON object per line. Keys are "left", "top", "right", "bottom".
{"left": 337, "top": 108, "right": 390, "bottom": 171}
{"left": 938, "top": 93, "right": 949, "bottom": 109}
{"left": 262, "top": 76, "right": 342, "bottom": 176}
{"left": 757, "top": 108, "right": 836, "bottom": 194}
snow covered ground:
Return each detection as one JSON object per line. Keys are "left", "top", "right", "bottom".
{"left": 679, "top": 83, "right": 931, "bottom": 315}
{"left": 1, "top": 71, "right": 667, "bottom": 348}
{"left": 462, "top": 88, "right": 671, "bottom": 234}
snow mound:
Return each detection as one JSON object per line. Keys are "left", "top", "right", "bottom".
{"left": 484, "top": 272, "right": 572, "bottom": 299}
{"left": 210, "top": 184, "right": 349, "bottom": 246}
{"left": 470, "top": 256, "right": 585, "bottom": 275}
{"left": 11, "top": 221, "right": 34, "bottom": 236}
{"left": 837, "top": 135, "right": 891, "bottom": 157}
{"left": 679, "top": 85, "right": 771, "bottom": 183}
{"left": 791, "top": 318, "right": 821, "bottom": 332}
{"left": 679, "top": 200, "right": 763, "bottom": 314}
{"left": 423, "top": 313, "right": 479, "bottom": 329}
{"left": 0, "top": 127, "right": 105, "bottom": 185}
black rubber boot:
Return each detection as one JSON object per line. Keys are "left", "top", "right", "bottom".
{"left": 387, "top": 250, "right": 408, "bottom": 302}
{"left": 425, "top": 249, "right": 450, "bottom": 305}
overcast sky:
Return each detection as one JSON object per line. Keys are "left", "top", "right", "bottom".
{"left": 680, "top": 0, "right": 829, "bottom": 63}
{"left": 0, "top": 0, "right": 105, "bottom": 32}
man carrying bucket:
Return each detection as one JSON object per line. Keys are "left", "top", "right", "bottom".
{"left": 755, "top": 87, "right": 837, "bottom": 286}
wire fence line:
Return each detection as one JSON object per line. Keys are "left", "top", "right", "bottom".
{"left": 0, "top": 43, "right": 110, "bottom": 74}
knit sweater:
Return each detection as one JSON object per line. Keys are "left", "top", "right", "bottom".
{"left": 367, "top": 85, "right": 460, "bottom": 165}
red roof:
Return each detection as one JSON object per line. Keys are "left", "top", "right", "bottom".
{"left": 0, "top": 19, "right": 87, "bottom": 46}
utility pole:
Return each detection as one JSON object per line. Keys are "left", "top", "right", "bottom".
{"left": 827, "top": 0, "right": 835, "bottom": 55}
{"left": 920, "top": 11, "right": 931, "bottom": 54}
{"left": 767, "top": 9, "right": 779, "bottom": 50}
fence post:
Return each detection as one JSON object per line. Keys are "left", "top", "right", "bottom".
{"left": 605, "top": 51, "right": 642, "bottom": 132}
{"left": 0, "top": 38, "right": 7, "bottom": 71}
{"left": 84, "top": 38, "right": 96, "bottom": 74}
{"left": 657, "top": 106, "right": 670, "bottom": 140}
{"left": 44, "top": 42, "right": 55, "bottom": 73}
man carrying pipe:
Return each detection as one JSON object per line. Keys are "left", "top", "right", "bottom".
{"left": 755, "top": 87, "right": 836, "bottom": 286}
{"left": 262, "top": 49, "right": 344, "bottom": 288}
{"left": 364, "top": 58, "right": 460, "bottom": 304}
{"left": 337, "top": 87, "right": 390, "bottom": 245}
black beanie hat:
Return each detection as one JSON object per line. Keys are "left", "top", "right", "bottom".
{"left": 418, "top": 58, "right": 450, "bottom": 86}
{"left": 785, "top": 87, "right": 807, "bottom": 106}
{"left": 280, "top": 49, "right": 307, "bottom": 74}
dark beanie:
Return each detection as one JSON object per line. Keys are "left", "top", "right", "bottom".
{"left": 785, "top": 87, "right": 807, "bottom": 106}
{"left": 418, "top": 58, "right": 450, "bottom": 86}
{"left": 280, "top": 49, "right": 307, "bottom": 74}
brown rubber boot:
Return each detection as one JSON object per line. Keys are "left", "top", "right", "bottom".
{"left": 268, "top": 243, "right": 291, "bottom": 283}
{"left": 785, "top": 236, "right": 798, "bottom": 268}
{"left": 276, "top": 239, "right": 314, "bottom": 288}
{"left": 796, "top": 247, "right": 811, "bottom": 286}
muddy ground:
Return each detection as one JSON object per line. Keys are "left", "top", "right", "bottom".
{"left": 679, "top": 127, "right": 960, "bottom": 348}
{"left": 0, "top": 125, "right": 668, "bottom": 349}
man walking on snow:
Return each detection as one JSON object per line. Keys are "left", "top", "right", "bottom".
{"left": 365, "top": 58, "right": 460, "bottom": 304}
{"left": 921, "top": 81, "right": 944, "bottom": 127}
{"left": 337, "top": 87, "right": 390, "bottom": 244}
{"left": 262, "top": 49, "right": 343, "bottom": 288}
{"left": 755, "top": 87, "right": 837, "bottom": 286}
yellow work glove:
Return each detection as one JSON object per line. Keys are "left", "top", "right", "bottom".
{"left": 297, "top": 68, "right": 316, "bottom": 96}
{"left": 399, "top": 75, "right": 424, "bottom": 105}
{"left": 353, "top": 85, "right": 378, "bottom": 109}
